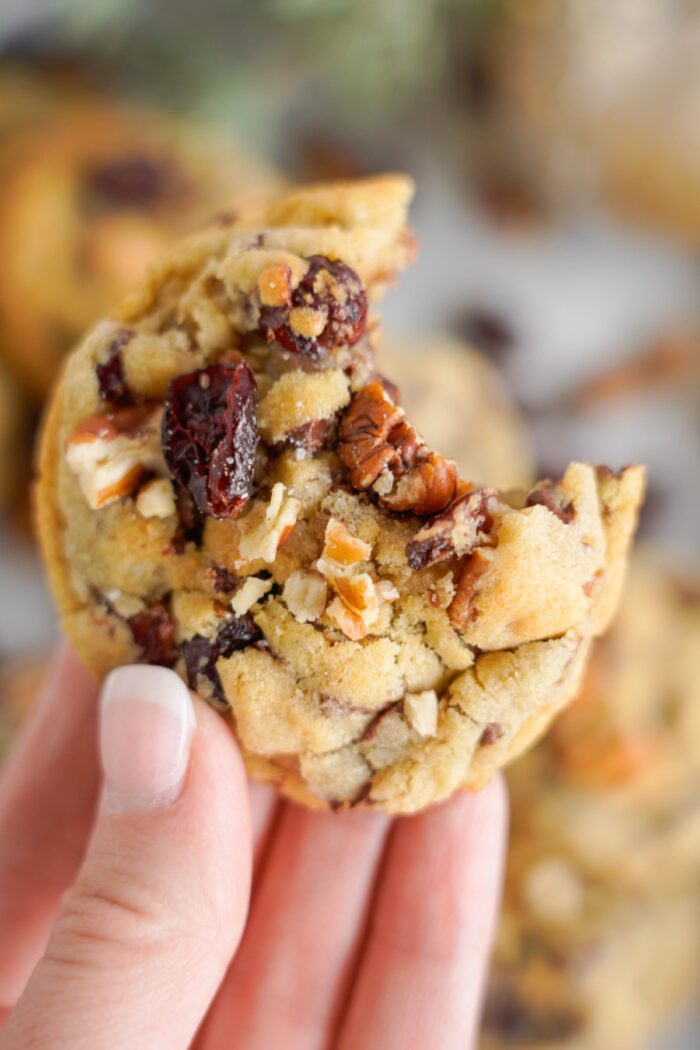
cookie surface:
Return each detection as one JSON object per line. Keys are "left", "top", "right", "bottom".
{"left": 36, "top": 176, "right": 644, "bottom": 813}
{"left": 0, "top": 70, "right": 281, "bottom": 398}
{"left": 378, "top": 338, "right": 533, "bottom": 491}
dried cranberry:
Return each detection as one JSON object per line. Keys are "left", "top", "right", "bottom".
{"left": 207, "top": 565, "right": 240, "bottom": 594}
{"left": 128, "top": 601, "right": 178, "bottom": 667}
{"left": 162, "top": 362, "right": 259, "bottom": 520}
{"left": 86, "top": 155, "right": 174, "bottom": 208}
{"left": 182, "top": 614, "right": 261, "bottom": 701}
{"left": 96, "top": 329, "right": 135, "bottom": 405}
{"left": 259, "top": 254, "right": 367, "bottom": 359}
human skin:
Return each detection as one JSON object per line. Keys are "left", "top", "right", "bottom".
{"left": 0, "top": 643, "right": 507, "bottom": 1050}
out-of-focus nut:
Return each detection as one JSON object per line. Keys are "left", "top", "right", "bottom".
{"left": 282, "top": 569, "right": 328, "bottom": 623}
{"left": 237, "top": 482, "right": 301, "bottom": 563}
{"left": 338, "top": 380, "right": 460, "bottom": 515}
{"left": 404, "top": 690, "right": 439, "bottom": 737}
{"left": 524, "top": 859, "right": 583, "bottom": 922}
{"left": 136, "top": 478, "right": 176, "bottom": 519}
{"left": 231, "top": 576, "right": 273, "bottom": 616}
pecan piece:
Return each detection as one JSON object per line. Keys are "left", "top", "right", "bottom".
{"left": 338, "top": 380, "right": 459, "bottom": 515}
{"left": 526, "top": 480, "right": 575, "bottom": 523}
{"left": 448, "top": 549, "right": 491, "bottom": 631}
{"left": 406, "top": 489, "right": 499, "bottom": 569}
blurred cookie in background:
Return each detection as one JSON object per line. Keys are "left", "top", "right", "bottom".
{"left": 481, "top": 552, "right": 700, "bottom": 1049}
{"left": 0, "top": 651, "right": 47, "bottom": 762}
{"left": 507, "top": 552, "right": 700, "bottom": 895}
{"left": 482, "top": 884, "right": 700, "bottom": 1050}
{"left": 0, "top": 356, "right": 26, "bottom": 513}
{"left": 377, "top": 337, "right": 534, "bottom": 490}
{"left": 484, "top": 0, "right": 700, "bottom": 242}
{"left": 0, "top": 64, "right": 282, "bottom": 400}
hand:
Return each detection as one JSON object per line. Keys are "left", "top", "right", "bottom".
{"left": 0, "top": 642, "right": 507, "bottom": 1050}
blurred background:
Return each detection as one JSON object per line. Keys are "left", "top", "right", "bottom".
{"left": 0, "top": 1, "right": 698, "bottom": 1047}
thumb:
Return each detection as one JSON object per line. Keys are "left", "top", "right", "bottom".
{"left": 1, "top": 665, "right": 252, "bottom": 1050}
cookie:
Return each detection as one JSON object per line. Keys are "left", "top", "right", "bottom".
{"left": 36, "top": 175, "right": 644, "bottom": 814}
{"left": 507, "top": 552, "right": 700, "bottom": 894}
{"left": 482, "top": 888, "right": 700, "bottom": 1050}
{"left": 0, "top": 73, "right": 281, "bottom": 399}
{"left": 377, "top": 338, "right": 533, "bottom": 490}
{"left": 488, "top": 1, "right": 700, "bottom": 241}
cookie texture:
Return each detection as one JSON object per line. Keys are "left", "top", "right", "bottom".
{"left": 481, "top": 553, "right": 700, "bottom": 1049}
{"left": 0, "top": 69, "right": 281, "bottom": 399}
{"left": 36, "top": 176, "right": 644, "bottom": 813}
{"left": 378, "top": 338, "right": 533, "bottom": 490}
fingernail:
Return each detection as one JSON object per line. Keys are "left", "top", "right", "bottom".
{"left": 100, "top": 665, "right": 195, "bottom": 814}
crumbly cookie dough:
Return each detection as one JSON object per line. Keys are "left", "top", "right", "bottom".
{"left": 36, "top": 175, "right": 644, "bottom": 814}
{"left": 378, "top": 338, "right": 533, "bottom": 490}
{"left": 0, "top": 70, "right": 281, "bottom": 398}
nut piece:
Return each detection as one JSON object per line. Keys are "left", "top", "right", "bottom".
{"left": 136, "top": 478, "right": 176, "bottom": 519}
{"left": 327, "top": 573, "right": 380, "bottom": 641}
{"left": 231, "top": 576, "right": 273, "bottom": 616}
{"left": 406, "top": 489, "right": 500, "bottom": 569}
{"left": 338, "top": 380, "right": 459, "bottom": 515}
{"left": 66, "top": 406, "right": 163, "bottom": 510}
{"left": 237, "top": 482, "right": 301, "bottom": 564}
{"left": 404, "top": 690, "right": 439, "bottom": 737}
{"left": 526, "top": 480, "right": 575, "bottom": 524}
{"left": 322, "top": 517, "right": 372, "bottom": 568}
{"left": 257, "top": 262, "right": 292, "bottom": 308}
{"left": 282, "top": 569, "right": 328, "bottom": 623}
{"left": 448, "top": 549, "right": 491, "bottom": 631}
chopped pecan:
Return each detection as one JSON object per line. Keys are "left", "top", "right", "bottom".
{"left": 526, "top": 480, "right": 575, "bottom": 524}
{"left": 448, "top": 549, "right": 491, "bottom": 631}
{"left": 406, "top": 489, "right": 499, "bottom": 569}
{"left": 66, "top": 404, "right": 163, "bottom": 510}
{"left": 273, "top": 418, "right": 336, "bottom": 457}
{"left": 338, "top": 380, "right": 459, "bottom": 515}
